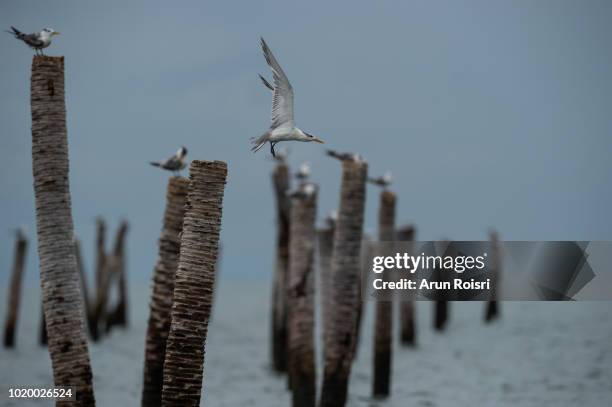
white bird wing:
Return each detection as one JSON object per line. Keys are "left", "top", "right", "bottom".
{"left": 261, "top": 38, "right": 294, "bottom": 129}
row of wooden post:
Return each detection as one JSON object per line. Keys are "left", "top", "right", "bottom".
{"left": 268, "top": 158, "right": 502, "bottom": 406}
{"left": 15, "top": 55, "right": 230, "bottom": 406}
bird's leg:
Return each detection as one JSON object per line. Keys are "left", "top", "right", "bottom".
{"left": 270, "top": 142, "right": 277, "bottom": 157}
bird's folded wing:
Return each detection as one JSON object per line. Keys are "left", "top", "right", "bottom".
{"left": 23, "top": 33, "right": 44, "bottom": 47}
{"left": 261, "top": 38, "right": 294, "bottom": 129}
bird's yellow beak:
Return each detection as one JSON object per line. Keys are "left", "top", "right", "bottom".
{"left": 313, "top": 137, "right": 325, "bottom": 144}
{"left": 52, "top": 32, "right": 61, "bottom": 36}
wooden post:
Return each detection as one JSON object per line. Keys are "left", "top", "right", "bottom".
{"left": 161, "top": 160, "right": 228, "bottom": 406}
{"left": 353, "top": 233, "right": 370, "bottom": 359}
{"left": 142, "top": 177, "right": 189, "bottom": 407}
{"left": 271, "top": 162, "right": 291, "bottom": 373}
{"left": 74, "top": 238, "right": 96, "bottom": 338}
{"left": 287, "top": 184, "right": 318, "bottom": 407}
{"left": 485, "top": 230, "right": 501, "bottom": 323}
{"left": 320, "top": 159, "right": 368, "bottom": 407}
{"left": 91, "top": 217, "right": 107, "bottom": 341}
{"left": 317, "top": 216, "right": 335, "bottom": 362}
{"left": 434, "top": 241, "right": 450, "bottom": 332}
{"left": 372, "top": 191, "right": 396, "bottom": 398}
{"left": 3, "top": 229, "right": 28, "bottom": 348}
{"left": 39, "top": 305, "right": 47, "bottom": 346}
{"left": 31, "top": 55, "right": 95, "bottom": 405}
{"left": 397, "top": 225, "right": 417, "bottom": 346}
{"left": 106, "top": 220, "right": 129, "bottom": 331}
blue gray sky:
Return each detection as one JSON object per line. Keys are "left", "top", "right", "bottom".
{"left": 1, "top": 0, "right": 611, "bottom": 286}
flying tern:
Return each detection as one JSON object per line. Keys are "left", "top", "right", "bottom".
{"left": 150, "top": 147, "right": 188, "bottom": 175}
{"left": 6, "top": 27, "right": 60, "bottom": 55}
{"left": 251, "top": 38, "right": 325, "bottom": 157}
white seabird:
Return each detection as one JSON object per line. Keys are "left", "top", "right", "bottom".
{"left": 6, "top": 27, "right": 60, "bottom": 55}
{"left": 150, "top": 147, "right": 188, "bottom": 175}
{"left": 368, "top": 172, "right": 392, "bottom": 188}
{"left": 251, "top": 38, "right": 325, "bottom": 157}
{"left": 295, "top": 162, "right": 311, "bottom": 182}
{"left": 326, "top": 149, "right": 364, "bottom": 163}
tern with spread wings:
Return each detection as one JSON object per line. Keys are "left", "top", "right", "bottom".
{"left": 252, "top": 38, "right": 324, "bottom": 157}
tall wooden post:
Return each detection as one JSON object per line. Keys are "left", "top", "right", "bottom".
{"left": 161, "top": 161, "right": 228, "bottom": 406}
{"left": 74, "top": 238, "right": 96, "bottom": 338}
{"left": 287, "top": 184, "right": 318, "bottom": 407}
{"left": 31, "top": 55, "right": 95, "bottom": 405}
{"left": 317, "top": 216, "right": 335, "bottom": 361}
{"left": 485, "top": 230, "right": 501, "bottom": 323}
{"left": 372, "top": 191, "right": 396, "bottom": 398}
{"left": 271, "top": 162, "right": 291, "bottom": 373}
{"left": 142, "top": 177, "right": 189, "bottom": 407}
{"left": 3, "top": 229, "right": 28, "bottom": 348}
{"left": 91, "top": 217, "right": 107, "bottom": 341}
{"left": 320, "top": 159, "right": 368, "bottom": 407}
{"left": 397, "top": 225, "right": 417, "bottom": 346}
{"left": 106, "top": 221, "right": 129, "bottom": 331}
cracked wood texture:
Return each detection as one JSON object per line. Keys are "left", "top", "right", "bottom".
{"left": 161, "top": 160, "right": 228, "bottom": 406}
{"left": 31, "top": 56, "right": 95, "bottom": 405}
{"left": 142, "top": 177, "right": 189, "bottom": 407}
{"left": 271, "top": 163, "right": 290, "bottom": 373}
{"left": 3, "top": 230, "right": 28, "bottom": 348}
{"left": 397, "top": 225, "right": 417, "bottom": 346}
{"left": 287, "top": 185, "right": 318, "bottom": 407}
{"left": 320, "top": 160, "right": 367, "bottom": 407}
{"left": 372, "top": 190, "right": 396, "bottom": 398}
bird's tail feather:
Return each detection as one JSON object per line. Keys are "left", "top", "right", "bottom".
{"left": 250, "top": 132, "right": 270, "bottom": 153}
{"left": 149, "top": 161, "right": 161, "bottom": 167}
{"left": 6, "top": 26, "right": 22, "bottom": 38}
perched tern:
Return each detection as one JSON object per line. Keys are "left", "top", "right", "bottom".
{"left": 326, "top": 149, "right": 363, "bottom": 163}
{"left": 295, "top": 162, "right": 311, "bottom": 182}
{"left": 251, "top": 38, "right": 325, "bottom": 157}
{"left": 368, "top": 172, "right": 392, "bottom": 188}
{"left": 149, "top": 147, "right": 188, "bottom": 175}
{"left": 6, "top": 27, "right": 60, "bottom": 55}
{"left": 324, "top": 210, "right": 338, "bottom": 228}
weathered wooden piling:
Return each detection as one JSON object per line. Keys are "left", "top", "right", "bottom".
{"left": 3, "top": 229, "right": 28, "bottom": 348}
{"left": 91, "top": 217, "right": 107, "bottom": 341}
{"left": 142, "top": 177, "right": 189, "bottom": 407}
{"left": 106, "top": 220, "right": 129, "bottom": 331}
{"left": 39, "top": 305, "right": 47, "bottom": 345}
{"left": 317, "top": 215, "right": 335, "bottom": 361}
{"left": 320, "top": 159, "right": 368, "bottom": 407}
{"left": 485, "top": 230, "right": 501, "bottom": 323}
{"left": 397, "top": 225, "right": 417, "bottom": 346}
{"left": 161, "top": 160, "right": 227, "bottom": 406}
{"left": 271, "top": 161, "right": 291, "bottom": 373}
{"left": 287, "top": 184, "right": 318, "bottom": 407}
{"left": 434, "top": 241, "right": 450, "bottom": 332}
{"left": 31, "top": 55, "right": 95, "bottom": 405}
{"left": 372, "top": 191, "right": 396, "bottom": 398}
{"left": 74, "top": 238, "right": 96, "bottom": 338}
{"left": 352, "top": 233, "right": 371, "bottom": 358}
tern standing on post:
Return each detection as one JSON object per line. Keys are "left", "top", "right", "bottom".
{"left": 150, "top": 147, "right": 188, "bottom": 175}
{"left": 6, "top": 27, "right": 60, "bottom": 55}
{"left": 252, "top": 38, "right": 325, "bottom": 157}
